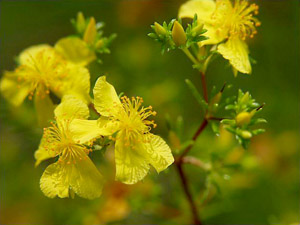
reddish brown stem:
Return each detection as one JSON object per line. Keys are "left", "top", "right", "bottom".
{"left": 178, "top": 119, "right": 208, "bottom": 162}
{"left": 174, "top": 70, "right": 210, "bottom": 225}
{"left": 176, "top": 163, "right": 202, "bottom": 225}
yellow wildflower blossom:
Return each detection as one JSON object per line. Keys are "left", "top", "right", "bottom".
{"left": 179, "top": 0, "right": 260, "bottom": 74}
{"left": 55, "top": 13, "right": 99, "bottom": 66}
{"left": 34, "top": 95, "right": 104, "bottom": 199}
{"left": 55, "top": 37, "right": 96, "bottom": 67}
{"left": 0, "top": 45, "right": 91, "bottom": 126}
{"left": 70, "top": 76, "right": 174, "bottom": 184}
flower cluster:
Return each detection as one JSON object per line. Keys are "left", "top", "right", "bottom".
{"left": 1, "top": 13, "right": 174, "bottom": 199}
{"left": 149, "top": 0, "right": 260, "bottom": 75}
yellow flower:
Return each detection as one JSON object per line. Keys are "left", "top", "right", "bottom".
{"left": 55, "top": 13, "right": 99, "bottom": 67}
{"left": 55, "top": 37, "right": 96, "bottom": 67}
{"left": 0, "top": 45, "right": 91, "bottom": 127}
{"left": 179, "top": 0, "right": 260, "bottom": 74}
{"left": 71, "top": 76, "right": 174, "bottom": 184}
{"left": 34, "top": 95, "right": 104, "bottom": 199}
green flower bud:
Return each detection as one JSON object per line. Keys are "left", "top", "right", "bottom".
{"left": 76, "top": 12, "right": 86, "bottom": 34}
{"left": 236, "top": 112, "right": 252, "bottom": 126}
{"left": 154, "top": 22, "right": 167, "bottom": 36}
{"left": 240, "top": 92, "right": 250, "bottom": 104}
{"left": 172, "top": 21, "right": 187, "bottom": 47}
{"left": 191, "top": 23, "right": 204, "bottom": 36}
{"left": 241, "top": 130, "right": 252, "bottom": 139}
{"left": 95, "top": 39, "right": 104, "bottom": 49}
{"left": 83, "top": 17, "right": 97, "bottom": 44}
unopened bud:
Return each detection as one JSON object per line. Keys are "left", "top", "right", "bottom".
{"left": 95, "top": 39, "right": 104, "bottom": 49}
{"left": 211, "top": 92, "right": 222, "bottom": 105}
{"left": 83, "top": 17, "right": 97, "bottom": 44}
{"left": 76, "top": 12, "right": 86, "bottom": 34}
{"left": 241, "top": 130, "right": 252, "bottom": 139}
{"left": 191, "top": 23, "right": 204, "bottom": 36}
{"left": 154, "top": 22, "right": 167, "bottom": 36}
{"left": 240, "top": 92, "right": 250, "bottom": 104}
{"left": 172, "top": 21, "right": 187, "bottom": 46}
{"left": 236, "top": 112, "right": 252, "bottom": 126}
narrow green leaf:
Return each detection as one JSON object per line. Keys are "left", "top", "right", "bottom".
{"left": 185, "top": 79, "right": 208, "bottom": 110}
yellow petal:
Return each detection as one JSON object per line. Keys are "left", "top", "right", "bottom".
{"left": 217, "top": 38, "right": 252, "bottom": 74}
{"left": 61, "top": 64, "right": 91, "bottom": 104}
{"left": 179, "top": 0, "right": 231, "bottom": 46}
{"left": 55, "top": 37, "right": 96, "bottom": 66}
{"left": 34, "top": 86, "right": 55, "bottom": 128}
{"left": 34, "top": 136, "right": 58, "bottom": 167}
{"left": 40, "top": 149, "right": 104, "bottom": 199}
{"left": 40, "top": 163, "right": 70, "bottom": 198}
{"left": 0, "top": 71, "right": 31, "bottom": 106}
{"left": 144, "top": 134, "right": 174, "bottom": 173}
{"left": 199, "top": 24, "right": 228, "bottom": 46}
{"left": 93, "top": 76, "right": 121, "bottom": 117}
{"left": 115, "top": 133, "right": 150, "bottom": 184}
{"left": 83, "top": 17, "right": 97, "bottom": 44}
{"left": 70, "top": 118, "right": 118, "bottom": 144}
{"left": 54, "top": 95, "right": 89, "bottom": 120}
{"left": 19, "top": 44, "right": 52, "bottom": 65}
{"left": 178, "top": 0, "right": 216, "bottom": 21}
{"left": 69, "top": 149, "right": 104, "bottom": 199}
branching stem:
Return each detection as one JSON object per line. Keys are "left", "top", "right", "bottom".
{"left": 174, "top": 54, "right": 211, "bottom": 224}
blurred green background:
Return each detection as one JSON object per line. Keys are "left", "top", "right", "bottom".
{"left": 0, "top": 0, "right": 299, "bottom": 224}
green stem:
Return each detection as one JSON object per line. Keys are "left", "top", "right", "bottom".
{"left": 182, "top": 48, "right": 199, "bottom": 65}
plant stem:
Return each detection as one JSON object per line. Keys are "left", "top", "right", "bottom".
{"left": 182, "top": 48, "right": 199, "bottom": 66}
{"left": 178, "top": 118, "right": 208, "bottom": 162}
{"left": 201, "top": 71, "right": 208, "bottom": 103}
{"left": 182, "top": 156, "right": 211, "bottom": 170}
{"left": 174, "top": 69, "right": 210, "bottom": 225}
{"left": 176, "top": 163, "right": 202, "bottom": 225}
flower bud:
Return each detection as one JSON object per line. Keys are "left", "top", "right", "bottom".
{"left": 235, "top": 112, "right": 252, "bottom": 126}
{"left": 83, "top": 17, "right": 97, "bottom": 44}
{"left": 240, "top": 92, "right": 250, "bottom": 104}
{"left": 95, "top": 39, "right": 104, "bottom": 49}
{"left": 191, "top": 23, "right": 204, "bottom": 36}
{"left": 154, "top": 22, "right": 167, "bottom": 36}
{"left": 241, "top": 130, "right": 252, "bottom": 139}
{"left": 76, "top": 12, "right": 86, "bottom": 34}
{"left": 172, "top": 21, "right": 187, "bottom": 46}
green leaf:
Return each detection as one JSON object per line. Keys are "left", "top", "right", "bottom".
{"left": 221, "top": 119, "right": 236, "bottom": 126}
{"left": 185, "top": 79, "right": 208, "bottom": 110}
{"left": 252, "top": 129, "right": 266, "bottom": 135}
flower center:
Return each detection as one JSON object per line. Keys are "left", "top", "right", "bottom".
{"left": 213, "top": 0, "right": 260, "bottom": 40}
{"left": 43, "top": 120, "right": 92, "bottom": 164}
{"left": 16, "top": 49, "right": 68, "bottom": 100}
{"left": 116, "top": 96, "right": 157, "bottom": 147}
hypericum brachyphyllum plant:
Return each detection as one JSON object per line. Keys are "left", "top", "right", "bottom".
{"left": 149, "top": 0, "right": 265, "bottom": 224}
{"left": 0, "top": 12, "right": 174, "bottom": 200}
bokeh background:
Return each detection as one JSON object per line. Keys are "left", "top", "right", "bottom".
{"left": 0, "top": 0, "right": 299, "bottom": 224}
